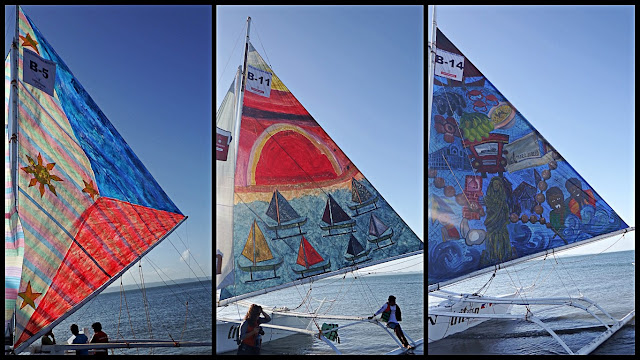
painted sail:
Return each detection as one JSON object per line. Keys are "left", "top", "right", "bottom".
{"left": 217, "top": 41, "right": 423, "bottom": 303}
{"left": 5, "top": 7, "right": 185, "bottom": 352}
{"left": 427, "top": 28, "right": 629, "bottom": 287}
{"left": 266, "top": 189, "right": 303, "bottom": 224}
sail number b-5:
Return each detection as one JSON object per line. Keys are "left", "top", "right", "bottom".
{"left": 434, "top": 49, "right": 464, "bottom": 81}
{"left": 22, "top": 49, "right": 57, "bottom": 96}
{"left": 246, "top": 65, "right": 272, "bottom": 98}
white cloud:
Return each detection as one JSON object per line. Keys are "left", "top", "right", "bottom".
{"left": 179, "top": 249, "right": 190, "bottom": 262}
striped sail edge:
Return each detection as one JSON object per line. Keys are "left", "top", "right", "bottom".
{"left": 6, "top": 7, "right": 185, "bottom": 351}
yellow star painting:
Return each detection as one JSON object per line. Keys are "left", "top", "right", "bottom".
{"left": 19, "top": 33, "right": 40, "bottom": 55}
{"left": 21, "top": 153, "right": 64, "bottom": 197}
{"left": 82, "top": 179, "right": 99, "bottom": 201}
{"left": 18, "top": 281, "right": 42, "bottom": 310}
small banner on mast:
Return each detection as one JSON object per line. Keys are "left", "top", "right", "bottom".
{"left": 216, "top": 127, "right": 232, "bottom": 161}
{"left": 22, "top": 49, "right": 56, "bottom": 96}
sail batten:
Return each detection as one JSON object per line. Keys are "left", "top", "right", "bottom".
{"left": 428, "top": 28, "right": 630, "bottom": 287}
{"left": 217, "top": 31, "right": 423, "bottom": 303}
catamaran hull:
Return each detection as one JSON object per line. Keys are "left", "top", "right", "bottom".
{"left": 428, "top": 292, "right": 516, "bottom": 343}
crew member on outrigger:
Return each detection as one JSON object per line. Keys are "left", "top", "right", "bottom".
{"left": 369, "top": 295, "right": 412, "bottom": 349}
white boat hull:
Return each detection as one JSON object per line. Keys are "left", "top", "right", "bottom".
{"left": 216, "top": 310, "right": 313, "bottom": 354}
{"left": 428, "top": 292, "right": 517, "bottom": 343}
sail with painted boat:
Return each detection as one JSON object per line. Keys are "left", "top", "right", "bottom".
{"left": 427, "top": 10, "right": 634, "bottom": 354}
{"left": 216, "top": 16, "right": 423, "bottom": 354}
{"left": 4, "top": 7, "right": 192, "bottom": 353}
{"left": 216, "top": 38, "right": 423, "bottom": 305}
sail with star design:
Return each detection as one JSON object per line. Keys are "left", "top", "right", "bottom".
{"left": 5, "top": 7, "right": 186, "bottom": 353}
{"left": 216, "top": 38, "right": 423, "bottom": 305}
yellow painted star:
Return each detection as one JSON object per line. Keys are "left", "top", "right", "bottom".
{"left": 82, "top": 179, "right": 99, "bottom": 201}
{"left": 21, "top": 153, "right": 64, "bottom": 197}
{"left": 19, "top": 33, "right": 40, "bottom": 55}
{"left": 18, "top": 281, "right": 42, "bottom": 310}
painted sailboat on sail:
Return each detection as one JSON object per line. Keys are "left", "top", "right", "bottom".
{"left": 5, "top": 6, "right": 212, "bottom": 354}
{"left": 217, "top": 13, "right": 423, "bottom": 354}
{"left": 428, "top": 6, "right": 634, "bottom": 355}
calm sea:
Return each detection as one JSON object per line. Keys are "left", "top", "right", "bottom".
{"left": 218, "top": 272, "right": 424, "bottom": 355}
{"left": 428, "top": 250, "right": 635, "bottom": 355}
{"left": 49, "top": 280, "right": 212, "bottom": 355}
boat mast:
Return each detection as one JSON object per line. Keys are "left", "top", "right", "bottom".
{"left": 427, "top": 5, "right": 436, "bottom": 155}
{"left": 10, "top": 4, "right": 20, "bottom": 347}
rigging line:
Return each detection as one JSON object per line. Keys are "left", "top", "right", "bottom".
{"left": 251, "top": 20, "right": 272, "bottom": 68}
{"left": 118, "top": 278, "right": 140, "bottom": 355}
{"left": 216, "top": 20, "right": 247, "bottom": 91}
{"left": 161, "top": 236, "right": 213, "bottom": 296}
{"left": 172, "top": 229, "right": 211, "bottom": 280}
{"left": 138, "top": 263, "right": 154, "bottom": 341}
{"left": 120, "top": 270, "right": 186, "bottom": 344}
{"left": 142, "top": 258, "right": 213, "bottom": 318}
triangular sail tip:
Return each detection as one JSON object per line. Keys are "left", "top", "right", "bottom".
{"left": 428, "top": 29, "right": 631, "bottom": 286}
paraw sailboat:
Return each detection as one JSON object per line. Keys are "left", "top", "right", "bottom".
{"left": 428, "top": 6, "right": 634, "bottom": 355}
{"left": 217, "top": 16, "right": 424, "bottom": 354}
{"left": 5, "top": 6, "right": 211, "bottom": 354}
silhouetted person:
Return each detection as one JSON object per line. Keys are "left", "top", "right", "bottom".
{"left": 70, "top": 324, "right": 88, "bottom": 355}
{"left": 89, "top": 322, "right": 109, "bottom": 356}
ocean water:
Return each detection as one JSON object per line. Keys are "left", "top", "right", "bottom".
{"left": 428, "top": 250, "right": 635, "bottom": 355}
{"left": 48, "top": 280, "right": 212, "bottom": 355}
{"left": 218, "top": 272, "right": 424, "bottom": 355}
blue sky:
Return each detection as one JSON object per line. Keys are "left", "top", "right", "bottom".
{"left": 217, "top": 5, "right": 424, "bottom": 273}
{"left": 428, "top": 5, "right": 635, "bottom": 254}
{"left": 5, "top": 5, "right": 212, "bottom": 287}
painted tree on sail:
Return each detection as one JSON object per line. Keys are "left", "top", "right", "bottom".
{"left": 5, "top": 7, "right": 185, "bottom": 352}
{"left": 427, "top": 28, "right": 629, "bottom": 286}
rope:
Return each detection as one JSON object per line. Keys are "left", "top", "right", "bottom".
{"left": 138, "top": 263, "right": 154, "bottom": 355}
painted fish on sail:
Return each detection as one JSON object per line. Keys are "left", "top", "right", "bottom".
{"left": 217, "top": 42, "right": 423, "bottom": 302}
{"left": 427, "top": 28, "right": 628, "bottom": 286}
{"left": 5, "top": 7, "right": 185, "bottom": 352}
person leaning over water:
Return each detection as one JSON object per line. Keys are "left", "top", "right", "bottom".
{"left": 368, "top": 295, "right": 412, "bottom": 349}
{"left": 237, "top": 304, "right": 271, "bottom": 355}
{"left": 70, "top": 324, "right": 89, "bottom": 355}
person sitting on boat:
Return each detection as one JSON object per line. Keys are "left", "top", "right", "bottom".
{"left": 368, "top": 295, "right": 412, "bottom": 349}
{"left": 70, "top": 324, "right": 89, "bottom": 355}
{"left": 237, "top": 304, "right": 271, "bottom": 355}
{"left": 89, "top": 322, "right": 109, "bottom": 356}
{"left": 41, "top": 329, "right": 55, "bottom": 346}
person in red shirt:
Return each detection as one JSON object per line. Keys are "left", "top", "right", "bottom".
{"left": 89, "top": 322, "right": 109, "bottom": 356}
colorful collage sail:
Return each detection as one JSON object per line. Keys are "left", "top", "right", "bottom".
{"left": 428, "top": 29, "right": 628, "bottom": 286}
{"left": 217, "top": 42, "right": 423, "bottom": 302}
{"left": 5, "top": 7, "right": 185, "bottom": 351}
